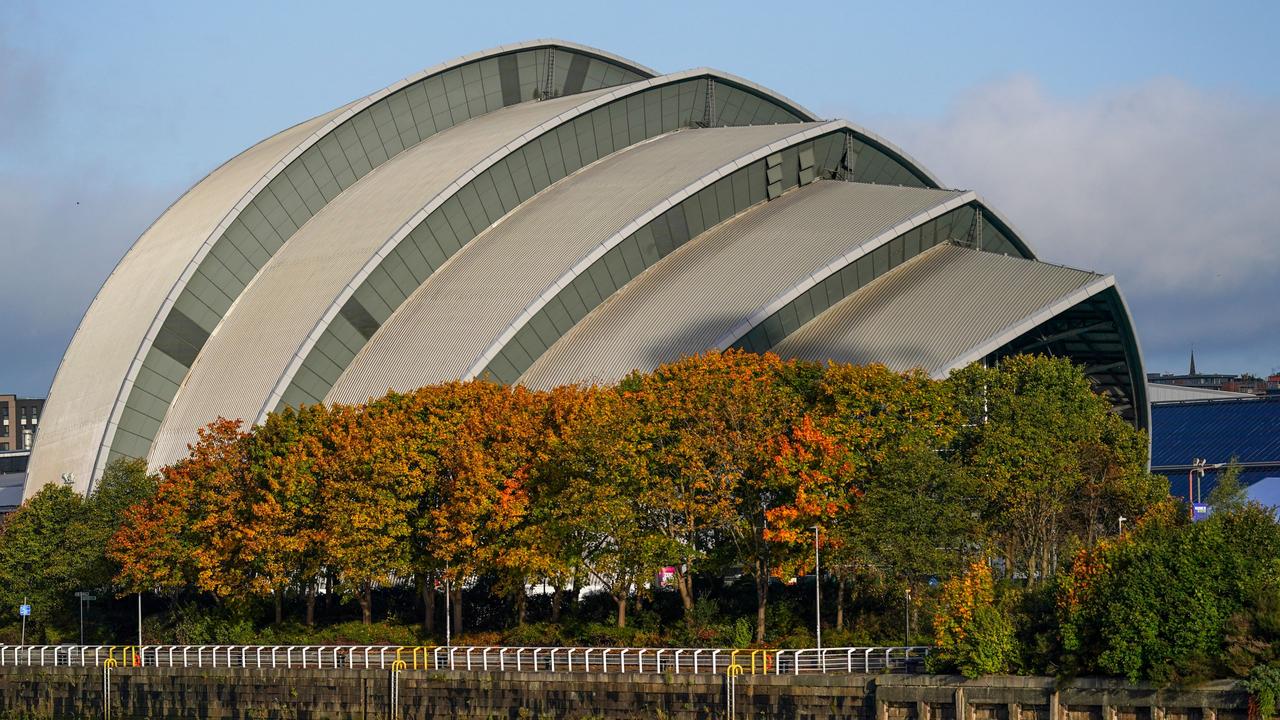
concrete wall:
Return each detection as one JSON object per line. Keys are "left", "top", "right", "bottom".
{"left": 0, "top": 666, "right": 1248, "bottom": 720}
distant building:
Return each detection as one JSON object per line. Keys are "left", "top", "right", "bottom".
{"left": 0, "top": 467, "right": 24, "bottom": 514}
{"left": 1147, "top": 351, "right": 1274, "bottom": 397}
{"left": 0, "top": 395, "right": 43, "bottom": 452}
{"left": 1150, "top": 396, "right": 1280, "bottom": 503}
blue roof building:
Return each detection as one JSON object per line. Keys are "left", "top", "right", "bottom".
{"left": 1151, "top": 396, "right": 1280, "bottom": 501}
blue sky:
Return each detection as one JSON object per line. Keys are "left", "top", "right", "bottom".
{"left": 2, "top": 0, "right": 1278, "bottom": 396}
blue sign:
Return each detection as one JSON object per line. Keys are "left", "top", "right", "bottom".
{"left": 1192, "top": 504, "right": 1211, "bottom": 521}
{"left": 19, "top": 604, "right": 30, "bottom": 617}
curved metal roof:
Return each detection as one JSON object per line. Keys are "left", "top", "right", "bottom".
{"left": 262, "top": 68, "right": 828, "bottom": 414}
{"left": 327, "top": 122, "right": 824, "bottom": 405}
{"left": 519, "top": 181, "right": 964, "bottom": 390}
{"left": 770, "top": 244, "right": 1109, "bottom": 375}
{"left": 148, "top": 88, "right": 624, "bottom": 467}
{"left": 30, "top": 40, "right": 655, "bottom": 495}
{"left": 24, "top": 104, "right": 346, "bottom": 497}
{"left": 30, "top": 41, "right": 1151, "bottom": 489}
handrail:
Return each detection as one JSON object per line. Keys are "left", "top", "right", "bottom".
{"left": 0, "top": 643, "right": 928, "bottom": 674}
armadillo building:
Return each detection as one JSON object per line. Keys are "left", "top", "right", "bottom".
{"left": 27, "top": 41, "right": 1148, "bottom": 496}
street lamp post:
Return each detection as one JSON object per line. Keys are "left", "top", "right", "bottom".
{"left": 811, "top": 525, "right": 821, "bottom": 650}
{"left": 75, "top": 591, "right": 96, "bottom": 645}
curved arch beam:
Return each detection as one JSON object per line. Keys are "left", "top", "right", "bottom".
{"left": 768, "top": 245, "right": 1148, "bottom": 430}
{"left": 461, "top": 119, "right": 958, "bottom": 384}
{"left": 257, "top": 69, "right": 834, "bottom": 420}
{"left": 83, "top": 41, "right": 652, "bottom": 484}
{"left": 711, "top": 191, "right": 984, "bottom": 351}
{"left": 24, "top": 105, "right": 345, "bottom": 498}
{"left": 939, "top": 276, "right": 1119, "bottom": 375}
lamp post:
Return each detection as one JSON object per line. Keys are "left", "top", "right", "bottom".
{"left": 75, "top": 591, "right": 96, "bottom": 645}
{"left": 811, "top": 525, "right": 821, "bottom": 650}
{"left": 905, "top": 585, "right": 911, "bottom": 645}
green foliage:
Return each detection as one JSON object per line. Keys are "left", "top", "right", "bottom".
{"left": 731, "top": 617, "right": 753, "bottom": 648}
{"left": 929, "top": 563, "right": 1017, "bottom": 677}
{"left": 1208, "top": 461, "right": 1248, "bottom": 515}
{"left": 1246, "top": 663, "right": 1280, "bottom": 720}
{"left": 947, "top": 355, "right": 1164, "bottom": 584}
{"left": 0, "top": 484, "right": 86, "bottom": 637}
{"left": 1058, "top": 503, "right": 1280, "bottom": 683}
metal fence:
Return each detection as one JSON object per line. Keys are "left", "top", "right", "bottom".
{"left": 0, "top": 644, "right": 929, "bottom": 675}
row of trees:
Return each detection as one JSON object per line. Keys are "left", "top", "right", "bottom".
{"left": 88, "top": 351, "right": 1156, "bottom": 644}
{"left": 0, "top": 351, "right": 1164, "bottom": 649}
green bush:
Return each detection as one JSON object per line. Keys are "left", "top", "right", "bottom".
{"left": 1246, "top": 663, "right": 1280, "bottom": 719}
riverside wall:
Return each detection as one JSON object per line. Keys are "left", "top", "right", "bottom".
{"left": 0, "top": 666, "right": 1249, "bottom": 720}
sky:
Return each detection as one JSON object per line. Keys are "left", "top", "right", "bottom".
{"left": 2, "top": 0, "right": 1278, "bottom": 397}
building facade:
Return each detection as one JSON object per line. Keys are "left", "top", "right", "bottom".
{"left": 0, "top": 395, "right": 43, "bottom": 453}
{"left": 27, "top": 41, "right": 1148, "bottom": 496}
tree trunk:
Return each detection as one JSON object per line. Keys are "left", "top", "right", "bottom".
{"left": 551, "top": 583, "right": 564, "bottom": 623}
{"left": 674, "top": 564, "right": 695, "bottom": 624}
{"left": 422, "top": 580, "right": 436, "bottom": 635}
{"left": 450, "top": 584, "right": 463, "bottom": 635}
{"left": 324, "top": 572, "right": 335, "bottom": 613}
{"left": 754, "top": 558, "right": 769, "bottom": 644}
{"left": 274, "top": 590, "right": 283, "bottom": 625}
{"left": 305, "top": 582, "right": 316, "bottom": 627}
{"left": 836, "top": 576, "right": 846, "bottom": 631}
{"left": 615, "top": 593, "right": 628, "bottom": 627}
{"left": 516, "top": 585, "right": 527, "bottom": 627}
{"left": 358, "top": 583, "right": 372, "bottom": 625}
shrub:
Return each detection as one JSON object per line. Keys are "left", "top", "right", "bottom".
{"left": 928, "top": 562, "right": 1016, "bottom": 677}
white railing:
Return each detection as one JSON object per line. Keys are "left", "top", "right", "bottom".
{"left": 0, "top": 644, "right": 929, "bottom": 675}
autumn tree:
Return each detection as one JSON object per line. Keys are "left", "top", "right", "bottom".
{"left": 382, "top": 381, "right": 542, "bottom": 633}
{"left": 929, "top": 561, "right": 1017, "bottom": 677}
{"left": 313, "top": 401, "right": 421, "bottom": 625}
{"left": 536, "top": 385, "right": 664, "bottom": 627}
{"left": 809, "top": 363, "right": 963, "bottom": 627}
{"left": 111, "top": 418, "right": 248, "bottom": 597}
{"left": 237, "top": 404, "right": 332, "bottom": 624}
{"left": 627, "top": 349, "right": 810, "bottom": 641}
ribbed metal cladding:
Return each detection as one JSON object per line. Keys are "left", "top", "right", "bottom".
{"left": 23, "top": 103, "right": 347, "bottom": 497}
{"left": 327, "top": 123, "right": 821, "bottom": 405}
{"left": 518, "top": 181, "right": 963, "bottom": 390}
{"left": 770, "top": 244, "right": 1106, "bottom": 376}
{"left": 146, "top": 89, "right": 618, "bottom": 469}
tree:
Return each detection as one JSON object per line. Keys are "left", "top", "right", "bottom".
{"left": 536, "top": 385, "right": 664, "bottom": 627}
{"left": 1208, "top": 460, "right": 1248, "bottom": 515}
{"left": 929, "top": 561, "right": 1017, "bottom": 677}
{"left": 111, "top": 418, "right": 248, "bottom": 596}
{"left": 628, "top": 349, "right": 806, "bottom": 641}
{"left": 809, "top": 363, "right": 962, "bottom": 628}
{"left": 1058, "top": 500, "right": 1280, "bottom": 683}
{"left": 239, "top": 404, "right": 332, "bottom": 624}
{"left": 947, "top": 355, "right": 1164, "bottom": 584}
{"left": 313, "top": 401, "right": 421, "bottom": 625}
{"left": 0, "top": 484, "right": 86, "bottom": 637}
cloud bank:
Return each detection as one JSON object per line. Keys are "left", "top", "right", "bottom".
{"left": 880, "top": 77, "right": 1280, "bottom": 376}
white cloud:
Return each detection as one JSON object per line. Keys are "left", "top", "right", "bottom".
{"left": 877, "top": 77, "right": 1280, "bottom": 375}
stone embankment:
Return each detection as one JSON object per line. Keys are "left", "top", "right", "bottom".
{"left": 0, "top": 666, "right": 1248, "bottom": 719}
